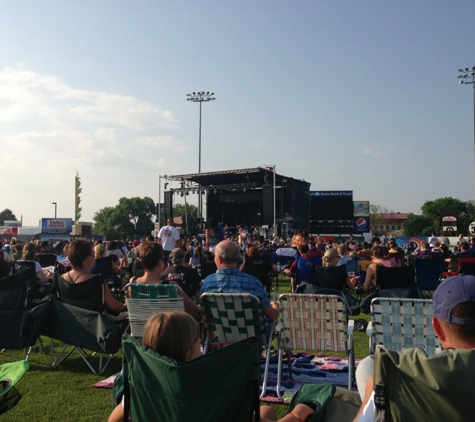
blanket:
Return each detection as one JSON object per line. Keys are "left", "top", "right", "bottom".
{"left": 260, "top": 352, "right": 358, "bottom": 403}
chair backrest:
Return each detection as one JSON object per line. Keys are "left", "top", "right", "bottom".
{"left": 279, "top": 294, "right": 349, "bottom": 352}
{"left": 0, "top": 270, "right": 28, "bottom": 311}
{"left": 376, "top": 265, "right": 415, "bottom": 290}
{"left": 55, "top": 273, "right": 104, "bottom": 313}
{"left": 458, "top": 257, "right": 475, "bottom": 276}
{"left": 121, "top": 335, "right": 261, "bottom": 422}
{"left": 126, "top": 283, "right": 184, "bottom": 338}
{"left": 200, "top": 293, "right": 266, "bottom": 344}
{"left": 414, "top": 258, "right": 442, "bottom": 292}
{"left": 312, "top": 265, "right": 347, "bottom": 290}
{"left": 370, "top": 297, "right": 441, "bottom": 356}
{"left": 242, "top": 255, "right": 271, "bottom": 287}
{"left": 374, "top": 347, "right": 475, "bottom": 422}
{"left": 35, "top": 253, "right": 57, "bottom": 267}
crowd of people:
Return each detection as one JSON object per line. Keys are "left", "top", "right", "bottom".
{"left": 2, "top": 224, "right": 475, "bottom": 421}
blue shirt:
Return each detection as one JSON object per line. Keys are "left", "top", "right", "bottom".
{"left": 201, "top": 267, "right": 271, "bottom": 310}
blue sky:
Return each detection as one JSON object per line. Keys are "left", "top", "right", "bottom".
{"left": 1, "top": 1, "right": 474, "bottom": 226}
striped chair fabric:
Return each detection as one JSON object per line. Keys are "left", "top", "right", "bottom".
{"left": 200, "top": 293, "right": 266, "bottom": 344}
{"left": 276, "top": 294, "right": 355, "bottom": 394}
{"left": 125, "top": 283, "right": 185, "bottom": 338}
{"left": 368, "top": 297, "right": 441, "bottom": 356}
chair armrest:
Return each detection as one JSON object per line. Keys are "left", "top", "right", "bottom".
{"left": 347, "top": 319, "right": 354, "bottom": 335}
{"left": 366, "top": 321, "right": 373, "bottom": 337}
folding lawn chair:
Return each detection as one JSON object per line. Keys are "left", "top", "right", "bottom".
{"left": 276, "top": 294, "right": 355, "bottom": 397}
{"left": 200, "top": 292, "right": 278, "bottom": 398}
{"left": 41, "top": 274, "right": 123, "bottom": 375}
{"left": 0, "top": 269, "right": 45, "bottom": 361}
{"left": 414, "top": 258, "right": 443, "bottom": 298}
{"left": 373, "top": 347, "right": 475, "bottom": 421}
{"left": 121, "top": 335, "right": 262, "bottom": 422}
{"left": 125, "top": 283, "right": 185, "bottom": 338}
{"left": 0, "top": 360, "right": 29, "bottom": 414}
{"left": 366, "top": 297, "right": 441, "bottom": 356}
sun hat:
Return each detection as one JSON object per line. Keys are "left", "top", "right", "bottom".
{"left": 434, "top": 274, "right": 475, "bottom": 325}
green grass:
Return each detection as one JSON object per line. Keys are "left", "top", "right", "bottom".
{"left": 1, "top": 277, "right": 370, "bottom": 421}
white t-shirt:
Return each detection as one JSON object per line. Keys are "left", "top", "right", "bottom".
{"left": 158, "top": 225, "right": 180, "bottom": 251}
{"left": 357, "top": 392, "right": 375, "bottom": 422}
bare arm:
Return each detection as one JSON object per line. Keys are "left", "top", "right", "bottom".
{"left": 263, "top": 301, "right": 280, "bottom": 322}
{"left": 104, "top": 284, "right": 127, "bottom": 312}
{"left": 36, "top": 270, "right": 52, "bottom": 283}
{"left": 353, "top": 376, "right": 374, "bottom": 421}
{"left": 363, "top": 264, "right": 376, "bottom": 292}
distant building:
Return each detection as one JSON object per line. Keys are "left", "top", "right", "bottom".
{"left": 379, "top": 212, "right": 409, "bottom": 233}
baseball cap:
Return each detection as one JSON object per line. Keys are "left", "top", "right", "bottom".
{"left": 132, "top": 240, "right": 140, "bottom": 247}
{"left": 169, "top": 248, "right": 185, "bottom": 263}
{"left": 434, "top": 275, "right": 475, "bottom": 325}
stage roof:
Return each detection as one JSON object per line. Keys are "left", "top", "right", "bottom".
{"left": 162, "top": 167, "right": 309, "bottom": 188}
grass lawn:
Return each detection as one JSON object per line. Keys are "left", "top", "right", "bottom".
{"left": 1, "top": 276, "right": 370, "bottom": 421}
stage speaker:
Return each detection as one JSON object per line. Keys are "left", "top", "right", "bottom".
{"left": 262, "top": 185, "right": 274, "bottom": 225}
{"left": 164, "top": 191, "right": 173, "bottom": 220}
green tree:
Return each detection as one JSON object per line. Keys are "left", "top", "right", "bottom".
{"left": 402, "top": 213, "right": 436, "bottom": 236}
{"left": 92, "top": 197, "right": 155, "bottom": 239}
{"left": 173, "top": 203, "right": 198, "bottom": 220}
{"left": 0, "top": 209, "right": 17, "bottom": 225}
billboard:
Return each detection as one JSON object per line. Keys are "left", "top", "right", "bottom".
{"left": 310, "top": 191, "right": 353, "bottom": 221}
{"left": 41, "top": 218, "right": 73, "bottom": 234}
{"left": 354, "top": 201, "right": 370, "bottom": 217}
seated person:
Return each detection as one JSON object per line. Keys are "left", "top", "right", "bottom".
{"left": 161, "top": 248, "right": 202, "bottom": 298}
{"left": 308, "top": 247, "right": 356, "bottom": 291}
{"left": 11, "top": 243, "right": 23, "bottom": 261}
{"left": 130, "top": 241, "right": 200, "bottom": 319}
{"left": 108, "top": 312, "right": 316, "bottom": 422}
{"left": 58, "top": 239, "right": 126, "bottom": 314}
{"left": 92, "top": 244, "right": 126, "bottom": 288}
{"left": 354, "top": 274, "right": 475, "bottom": 421}
{"left": 201, "top": 240, "right": 279, "bottom": 323}
{"left": 415, "top": 241, "right": 432, "bottom": 258}
{"left": 454, "top": 241, "right": 472, "bottom": 258}
{"left": 18, "top": 241, "right": 53, "bottom": 284}
{"left": 363, "top": 246, "right": 393, "bottom": 292}
{"left": 337, "top": 244, "right": 357, "bottom": 274}
{"left": 240, "top": 244, "right": 277, "bottom": 292}
{"left": 284, "top": 243, "right": 321, "bottom": 293}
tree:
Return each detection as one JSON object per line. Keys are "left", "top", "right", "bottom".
{"left": 0, "top": 209, "right": 17, "bottom": 226}
{"left": 369, "top": 204, "right": 389, "bottom": 236}
{"left": 402, "top": 213, "right": 436, "bottom": 236}
{"left": 402, "top": 197, "right": 475, "bottom": 236}
{"left": 173, "top": 204, "right": 198, "bottom": 220}
{"left": 92, "top": 197, "right": 155, "bottom": 239}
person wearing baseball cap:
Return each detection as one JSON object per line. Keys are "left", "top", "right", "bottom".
{"left": 161, "top": 248, "right": 202, "bottom": 299}
{"left": 355, "top": 274, "right": 475, "bottom": 421}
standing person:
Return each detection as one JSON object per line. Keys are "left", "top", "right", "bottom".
{"left": 238, "top": 225, "right": 251, "bottom": 253}
{"left": 162, "top": 248, "right": 202, "bottom": 299}
{"left": 428, "top": 232, "right": 439, "bottom": 248}
{"left": 157, "top": 218, "right": 181, "bottom": 263}
{"left": 201, "top": 240, "right": 280, "bottom": 323}
{"left": 205, "top": 217, "right": 221, "bottom": 253}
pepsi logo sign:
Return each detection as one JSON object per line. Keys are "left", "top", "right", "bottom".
{"left": 356, "top": 218, "right": 368, "bottom": 229}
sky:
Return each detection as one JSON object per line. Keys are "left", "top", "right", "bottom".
{"left": 1, "top": 1, "right": 474, "bottom": 226}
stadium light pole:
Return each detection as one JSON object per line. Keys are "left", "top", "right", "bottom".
{"left": 186, "top": 91, "right": 216, "bottom": 225}
{"left": 52, "top": 202, "right": 57, "bottom": 218}
{"left": 458, "top": 66, "right": 475, "bottom": 214}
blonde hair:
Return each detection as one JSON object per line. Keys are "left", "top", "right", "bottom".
{"left": 322, "top": 248, "right": 339, "bottom": 266}
{"left": 94, "top": 244, "right": 106, "bottom": 259}
{"left": 142, "top": 312, "right": 200, "bottom": 362}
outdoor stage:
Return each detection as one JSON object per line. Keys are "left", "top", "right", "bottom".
{"left": 159, "top": 166, "right": 310, "bottom": 231}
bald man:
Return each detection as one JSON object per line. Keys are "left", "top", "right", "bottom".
{"left": 201, "top": 240, "right": 279, "bottom": 322}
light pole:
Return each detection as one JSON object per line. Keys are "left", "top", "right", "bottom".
{"left": 458, "top": 66, "right": 475, "bottom": 214}
{"left": 52, "top": 202, "right": 57, "bottom": 218}
{"left": 186, "top": 91, "right": 215, "bottom": 227}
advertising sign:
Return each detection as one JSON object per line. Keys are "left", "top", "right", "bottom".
{"left": 353, "top": 217, "right": 370, "bottom": 233}
{"left": 354, "top": 201, "right": 370, "bottom": 217}
{"left": 41, "top": 218, "right": 73, "bottom": 234}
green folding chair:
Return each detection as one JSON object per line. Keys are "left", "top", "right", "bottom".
{"left": 121, "top": 335, "right": 261, "bottom": 422}
{"left": 0, "top": 360, "right": 29, "bottom": 414}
